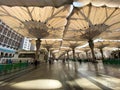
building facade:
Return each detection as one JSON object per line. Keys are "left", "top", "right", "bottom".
{"left": 0, "top": 20, "right": 23, "bottom": 57}
{"left": 20, "top": 37, "right": 31, "bottom": 50}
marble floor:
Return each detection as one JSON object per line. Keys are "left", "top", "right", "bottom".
{"left": 0, "top": 61, "right": 120, "bottom": 90}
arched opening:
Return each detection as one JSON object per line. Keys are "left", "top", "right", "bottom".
{"left": 1, "top": 52, "right": 4, "bottom": 57}
{"left": 9, "top": 53, "right": 12, "bottom": 57}
{"left": 5, "top": 53, "right": 8, "bottom": 57}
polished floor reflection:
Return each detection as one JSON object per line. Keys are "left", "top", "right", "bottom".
{"left": 0, "top": 61, "right": 120, "bottom": 90}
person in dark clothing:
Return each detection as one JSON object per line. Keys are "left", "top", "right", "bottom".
{"left": 49, "top": 59, "right": 52, "bottom": 64}
{"left": 34, "top": 60, "right": 38, "bottom": 68}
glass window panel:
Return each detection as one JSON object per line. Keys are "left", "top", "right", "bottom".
{"left": 3, "top": 28, "right": 8, "bottom": 35}
{"left": 0, "top": 24, "right": 4, "bottom": 33}
{"left": 0, "top": 35, "right": 5, "bottom": 43}
{"left": 7, "top": 30, "right": 11, "bottom": 37}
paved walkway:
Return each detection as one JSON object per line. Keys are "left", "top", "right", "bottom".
{"left": 0, "top": 61, "right": 120, "bottom": 90}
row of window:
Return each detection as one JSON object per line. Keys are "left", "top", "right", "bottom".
{"left": 0, "top": 25, "right": 22, "bottom": 41}
{"left": 0, "top": 21, "right": 23, "bottom": 49}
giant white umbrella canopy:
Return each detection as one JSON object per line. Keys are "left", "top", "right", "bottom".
{"left": 61, "top": 40, "right": 86, "bottom": 60}
{"left": 108, "top": 41, "right": 120, "bottom": 48}
{"left": 74, "top": 0, "right": 120, "bottom": 7}
{"left": 64, "top": 6, "right": 120, "bottom": 41}
{"left": 59, "top": 47, "right": 71, "bottom": 59}
{"left": 0, "top": 0, "right": 120, "bottom": 59}
{"left": 63, "top": 4, "right": 120, "bottom": 61}
{"left": 0, "top": 0, "right": 120, "bottom": 7}
{"left": 94, "top": 41, "right": 110, "bottom": 49}
{"left": 0, "top": 0, "right": 72, "bottom": 7}
{"left": 94, "top": 41, "right": 110, "bottom": 59}
{"left": 61, "top": 40, "right": 86, "bottom": 48}
{"left": 41, "top": 39, "right": 62, "bottom": 51}
{"left": 101, "top": 31, "right": 120, "bottom": 40}
{"left": 0, "top": 5, "right": 70, "bottom": 39}
{"left": 79, "top": 47, "right": 90, "bottom": 59}
{"left": 0, "top": 5, "right": 70, "bottom": 60}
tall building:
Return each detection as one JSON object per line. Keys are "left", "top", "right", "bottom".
{"left": 20, "top": 37, "right": 31, "bottom": 50}
{"left": 0, "top": 20, "right": 23, "bottom": 57}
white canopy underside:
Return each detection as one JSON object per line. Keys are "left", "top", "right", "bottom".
{"left": 0, "top": 0, "right": 120, "bottom": 7}
{"left": 0, "top": 0, "right": 120, "bottom": 58}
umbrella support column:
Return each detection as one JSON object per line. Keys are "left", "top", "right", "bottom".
{"left": 88, "top": 39, "right": 96, "bottom": 62}
{"left": 35, "top": 38, "right": 41, "bottom": 61}
{"left": 72, "top": 48, "right": 76, "bottom": 61}
{"left": 100, "top": 48, "right": 104, "bottom": 60}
